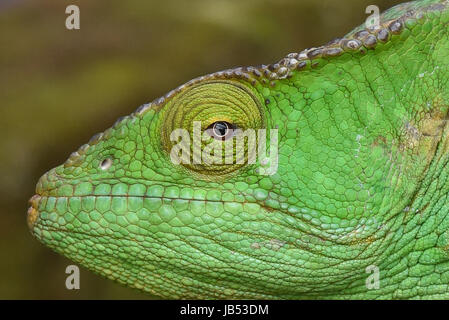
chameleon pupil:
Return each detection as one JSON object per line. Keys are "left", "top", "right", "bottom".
{"left": 211, "top": 121, "right": 233, "bottom": 139}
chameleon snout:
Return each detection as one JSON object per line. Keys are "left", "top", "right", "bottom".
{"left": 27, "top": 194, "right": 41, "bottom": 230}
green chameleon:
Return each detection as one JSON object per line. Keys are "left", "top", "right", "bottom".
{"left": 29, "top": 0, "right": 449, "bottom": 299}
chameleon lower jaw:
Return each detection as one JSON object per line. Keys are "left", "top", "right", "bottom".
{"left": 27, "top": 194, "right": 41, "bottom": 230}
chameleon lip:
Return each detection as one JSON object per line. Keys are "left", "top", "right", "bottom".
{"left": 27, "top": 194, "right": 41, "bottom": 230}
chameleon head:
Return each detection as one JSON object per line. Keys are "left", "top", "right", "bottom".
{"left": 28, "top": 78, "right": 286, "bottom": 299}
{"left": 28, "top": 51, "right": 445, "bottom": 299}
{"left": 28, "top": 1, "right": 449, "bottom": 299}
{"left": 28, "top": 70, "right": 428, "bottom": 299}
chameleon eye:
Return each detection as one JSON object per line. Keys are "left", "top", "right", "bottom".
{"left": 100, "top": 158, "right": 113, "bottom": 171}
{"left": 206, "top": 121, "right": 236, "bottom": 141}
{"left": 161, "top": 80, "right": 263, "bottom": 175}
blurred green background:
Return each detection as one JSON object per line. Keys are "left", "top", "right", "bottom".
{"left": 0, "top": 0, "right": 402, "bottom": 299}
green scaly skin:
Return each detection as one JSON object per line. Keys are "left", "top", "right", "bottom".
{"left": 29, "top": 0, "right": 449, "bottom": 299}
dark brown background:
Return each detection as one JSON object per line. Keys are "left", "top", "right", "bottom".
{"left": 0, "top": 0, "right": 403, "bottom": 299}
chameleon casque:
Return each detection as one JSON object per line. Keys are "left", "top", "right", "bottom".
{"left": 28, "top": 0, "right": 449, "bottom": 299}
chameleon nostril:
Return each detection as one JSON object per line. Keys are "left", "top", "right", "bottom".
{"left": 100, "top": 158, "right": 113, "bottom": 171}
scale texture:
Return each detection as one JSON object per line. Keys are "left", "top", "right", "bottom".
{"left": 29, "top": 0, "right": 449, "bottom": 299}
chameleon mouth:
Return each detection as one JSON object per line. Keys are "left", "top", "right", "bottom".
{"left": 27, "top": 194, "right": 41, "bottom": 230}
